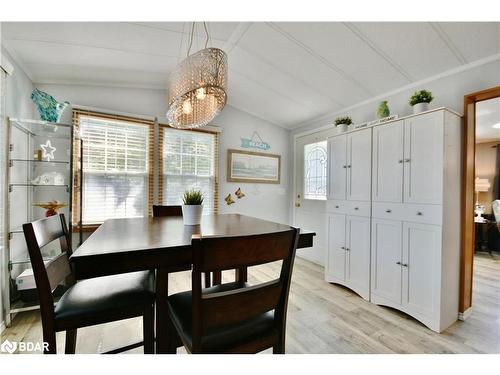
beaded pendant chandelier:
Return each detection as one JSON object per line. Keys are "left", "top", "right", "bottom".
{"left": 166, "top": 22, "right": 228, "bottom": 129}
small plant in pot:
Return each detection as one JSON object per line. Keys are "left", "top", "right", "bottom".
{"left": 182, "top": 189, "right": 204, "bottom": 225}
{"left": 334, "top": 116, "right": 352, "bottom": 134}
{"left": 409, "top": 90, "right": 434, "bottom": 114}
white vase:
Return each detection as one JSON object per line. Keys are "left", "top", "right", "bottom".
{"left": 413, "top": 102, "right": 429, "bottom": 114}
{"left": 336, "top": 124, "right": 348, "bottom": 134}
{"left": 182, "top": 205, "right": 203, "bottom": 225}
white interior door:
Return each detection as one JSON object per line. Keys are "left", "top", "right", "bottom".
{"left": 347, "top": 129, "right": 372, "bottom": 201}
{"left": 371, "top": 218, "right": 403, "bottom": 304}
{"left": 403, "top": 112, "right": 444, "bottom": 204}
{"left": 372, "top": 121, "right": 404, "bottom": 202}
{"left": 346, "top": 215, "right": 371, "bottom": 299}
{"left": 327, "top": 213, "right": 346, "bottom": 281}
{"left": 294, "top": 133, "right": 331, "bottom": 266}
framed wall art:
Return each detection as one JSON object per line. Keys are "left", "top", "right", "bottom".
{"left": 227, "top": 149, "right": 281, "bottom": 184}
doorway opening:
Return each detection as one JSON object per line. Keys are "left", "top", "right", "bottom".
{"left": 461, "top": 86, "right": 500, "bottom": 319}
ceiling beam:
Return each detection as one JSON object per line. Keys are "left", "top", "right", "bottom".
{"left": 266, "top": 22, "right": 374, "bottom": 98}
{"left": 343, "top": 22, "right": 414, "bottom": 83}
{"left": 429, "top": 23, "right": 468, "bottom": 65}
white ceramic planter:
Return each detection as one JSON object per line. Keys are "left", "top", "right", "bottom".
{"left": 412, "top": 102, "right": 429, "bottom": 114}
{"left": 182, "top": 205, "right": 203, "bottom": 225}
{"left": 336, "top": 124, "right": 348, "bottom": 134}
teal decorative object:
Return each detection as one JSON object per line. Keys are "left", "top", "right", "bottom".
{"left": 377, "top": 100, "right": 390, "bottom": 119}
{"left": 31, "top": 88, "right": 69, "bottom": 123}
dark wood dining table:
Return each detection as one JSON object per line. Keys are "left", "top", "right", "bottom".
{"left": 70, "top": 213, "right": 315, "bottom": 353}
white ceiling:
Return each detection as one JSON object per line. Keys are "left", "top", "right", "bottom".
{"left": 2, "top": 22, "right": 500, "bottom": 129}
{"left": 476, "top": 97, "right": 500, "bottom": 143}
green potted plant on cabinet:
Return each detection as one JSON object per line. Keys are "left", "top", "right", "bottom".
{"left": 409, "top": 90, "right": 434, "bottom": 114}
{"left": 334, "top": 116, "right": 353, "bottom": 134}
{"left": 182, "top": 189, "right": 204, "bottom": 225}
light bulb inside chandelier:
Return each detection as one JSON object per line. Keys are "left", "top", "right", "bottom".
{"left": 166, "top": 23, "right": 228, "bottom": 129}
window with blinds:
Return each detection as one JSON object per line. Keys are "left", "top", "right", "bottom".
{"left": 77, "top": 114, "right": 151, "bottom": 225}
{"left": 161, "top": 127, "right": 218, "bottom": 214}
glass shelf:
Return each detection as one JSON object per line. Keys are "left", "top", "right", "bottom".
{"left": 9, "top": 117, "right": 72, "bottom": 139}
{"left": 10, "top": 158, "right": 70, "bottom": 165}
{"left": 9, "top": 183, "right": 69, "bottom": 187}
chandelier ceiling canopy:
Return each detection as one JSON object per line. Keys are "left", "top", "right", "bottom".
{"left": 166, "top": 23, "right": 228, "bottom": 129}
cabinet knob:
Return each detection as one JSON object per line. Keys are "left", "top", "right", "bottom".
{"left": 345, "top": 248, "right": 350, "bottom": 251}
{"left": 347, "top": 165, "right": 351, "bottom": 168}
{"left": 398, "top": 160, "right": 403, "bottom": 163}
{"left": 402, "top": 263, "right": 408, "bottom": 267}
{"left": 404, "top": 159, "right": 411, "bottom": 163}
{"left": 341, "top": 246, "right": 345, "bottom": 250}
{"left": 385, "top": 209, "right": 392, "bottom": 213}
{"left": 416, "top": 211, "right": 423, "bottom": 216}
{"left": 396, "top": 261, "right": 401, "bottom": 265}
{"left": 343, "top": 165, "right": 347, "bottom": 168}
{"left": 335, "top": 205, "right": 339, "bottom": 208}
{"left": 354, "top": 207, "right": 359, "bottom": 210}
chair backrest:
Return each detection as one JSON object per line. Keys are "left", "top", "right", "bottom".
{"left": 23, "top": 214, "right": 73, "bottom": 322}
{"left": 190, "top": 228, "right": 300, "bottom": 351}
{"left": 152, "top": 205, "right": 183, "bottom": 217}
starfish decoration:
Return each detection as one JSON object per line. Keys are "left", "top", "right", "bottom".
{"left": 40, "top": 140, "right": 56, "bottom": 161}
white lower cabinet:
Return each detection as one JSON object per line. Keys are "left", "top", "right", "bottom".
{"left": 326, "top": 213, "right": 370, "bottom": 300}
{"left": 370, "top": 218, "right": 402, "bottom": 305}
{"left": 370, "top": 219, "right": 443, "bottom": 331}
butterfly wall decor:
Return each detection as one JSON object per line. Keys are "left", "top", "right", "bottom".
{"left": 225, "top": 193, "right": 235, "bottom": 205}
{"left": 235, "top": 187, "right": 245, "bottom": 199}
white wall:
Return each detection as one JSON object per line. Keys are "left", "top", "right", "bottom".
{"left": 0, "top": 47, "right": 35, "bottom": 328}
{"left": 291, "top": 59, "right": 500, "bottom": 136}
{"left": 35, "top": 83, "right": 292, "bottom": 224}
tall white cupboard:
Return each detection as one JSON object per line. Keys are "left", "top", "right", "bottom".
{"left": 325, "top": 108, "right": 462, "bottom": 332}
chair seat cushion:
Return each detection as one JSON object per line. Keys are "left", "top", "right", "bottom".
{"left": 167, "top": 281, "right": 277, "bottom": 352}
{"left": 54, "top": 270, "right": 155, "bottom": 326}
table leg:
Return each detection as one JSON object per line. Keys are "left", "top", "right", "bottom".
{"left": 155, "top": 268, "right": 173, "bottom": 354}
{"left": 235, "top": 267, "right": 248, "bottom": 283}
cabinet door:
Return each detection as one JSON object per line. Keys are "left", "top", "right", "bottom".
{"left": 347, "top": 129, "right": 372, "bottom": 201}
{"left": 346, "top": 215, "right": 371, "bottom": 296}
{"left": 372, "top": 121, "right": 404, "bottom": 203}
{"left": 328, "top": 136, "right": 347, "bottom": 200}
{"left": 371, "top": 218, "right": 402, "bottom": 304}
{"left": 403, "top": 112, "right": 443, "bottom": 204}
{"left": 402, "top": 222, "right": 441, "bottom": 318}
{"left": 327, "top": 214, "right": 346, "bottom": 281}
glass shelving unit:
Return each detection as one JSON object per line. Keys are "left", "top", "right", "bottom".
{"left": 3, "top": 117, "right": 82, "bottom": 325}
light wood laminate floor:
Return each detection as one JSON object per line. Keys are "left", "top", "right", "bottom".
{"left": 2, "top": 254, "right": 499, "bottom": 354}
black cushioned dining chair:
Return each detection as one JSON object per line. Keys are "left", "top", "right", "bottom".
{"left": 23, "top": 214, "right": 155, "bottom": 354}
{"left": 165, "top": 227, "right": 300, "bottom": 354}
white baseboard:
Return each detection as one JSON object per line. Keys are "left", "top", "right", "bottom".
{"left": 458, "top": 307, "right": 473, "bottom": 321}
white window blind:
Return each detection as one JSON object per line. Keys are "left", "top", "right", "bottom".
{"left": 79, "top": 115, "right": 150, "bottom": 224}
{"left": 162, "top": 128, "right": 216, "bottom": 214}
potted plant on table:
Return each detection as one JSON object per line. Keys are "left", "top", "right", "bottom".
{"left": 182, "top": 189, "right": 204, "bottom": 225}
{"left": 334, "top": 116, "right": 353, "bottom": 134}
{"left": 409, "top": 90, "right": 434, "bottom": 114}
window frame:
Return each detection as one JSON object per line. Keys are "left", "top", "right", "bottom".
{"left": 72, "top": 109, "right": 155, "bottom": 228}
{"left": 159, "top": 123, "right": 219, "bottom": 214}
{"left": 303, "top": 140, "right": 328, "bottom": 201}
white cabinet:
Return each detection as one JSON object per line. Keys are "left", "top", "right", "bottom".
{"left": 327, "top": 214, "right": 346, "bottom": 281}
{"left": 403, "top": 112, "right": 444, "bottom": 204}
{"left": 328, "top": 135, "right": 347, "bottom": 200}
{"left": 371, "top": 218, "right": 402, "bottom": 305}
{"left": 372, "top": 120, "right": 404, "bottom": 203}
{"left": 328, "top": 128, "right": 371, "bottom": 202}
{"left": 402, "top": 222, "right": 442, "bottom": 322}
{"left": 327, "top": 108, "right": 462, "bottom": 333}
{"left": 345, "top": 215, "right": 370, "bottom": 299}
{"left": 346, "top": 130, "right": 372, "bottom": 201}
